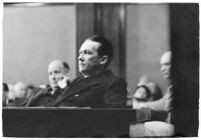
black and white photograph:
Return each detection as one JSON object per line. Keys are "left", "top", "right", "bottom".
{"left": 1, "top": 0, "right": 199, "bottom": 138}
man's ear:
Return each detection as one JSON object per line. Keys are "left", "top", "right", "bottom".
{"left": 99, "top": 55, "right": 108, "bottom": 65}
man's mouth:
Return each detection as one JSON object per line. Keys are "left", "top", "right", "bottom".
{"left": 79, "top": 63, "right": 85, "bottom": 67}
{"left": 164, "top": 72, "right": 169, "bottom": 75}
{"left": 52, "top": 82, "right": 58, "bottom": 85}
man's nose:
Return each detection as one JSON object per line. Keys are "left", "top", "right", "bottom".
{"left": 51, "top": 73, "right": 56, "bottom": 80}
{"left": 78, "top": 54, "right": 84, "bottom": 62}
{"left": 161, "top": 65, "right": 165, "bottom": 72}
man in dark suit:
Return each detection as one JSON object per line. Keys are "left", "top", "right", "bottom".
{"left": 54, "top": 35, "right": 127, "bottom": 108}
{"left": 26, "top": 60, "right": 70, "bottom": 107}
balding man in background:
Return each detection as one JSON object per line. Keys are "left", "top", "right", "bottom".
{"left": 132, "top": 51, "right": 174, "bottom": 137}
{"left": 26, "top": 60, "right": 70, "bottom": 107}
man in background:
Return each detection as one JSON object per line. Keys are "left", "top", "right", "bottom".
{"left": 26, "top": 60, "right": 70, "bottom": 107}
{"left": 133, "top": 51, "right": 174, "bottom": 137}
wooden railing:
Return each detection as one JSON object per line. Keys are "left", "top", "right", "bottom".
{"left": 3, "top": 107, "right": 136, "bottom": 137}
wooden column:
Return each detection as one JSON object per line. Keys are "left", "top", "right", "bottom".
{"left": 170, "top": 3, "right": 199, "bottom": 136}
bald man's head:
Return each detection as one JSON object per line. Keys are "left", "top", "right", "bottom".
{"left": 48, "top": 60, "right": 69, "bottom": 89}
{"left": 160, "top": 51, "right": 172, "bottom": 80}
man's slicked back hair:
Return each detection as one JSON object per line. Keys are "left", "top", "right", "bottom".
{"left": 86, "top": 35, "right": 113, "bottom": 68}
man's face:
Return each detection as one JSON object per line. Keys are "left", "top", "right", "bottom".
{"left": 160, "top": 52, "right": 172, "bottom": 79}
{"left": 78, "top": 40, "right": 102, "bottom": 76}
{"left": 48, "top": 62, "right": 68, "bottom": 89}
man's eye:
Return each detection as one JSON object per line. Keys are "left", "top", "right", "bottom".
{"left": 55, "top": 71, "right": 61, "bottom": 74}
{"left": 84, "top": 50, "right": 91, "bottom": 54}
{"left": 79, "top": 50, "right": 92, "bottom": 55}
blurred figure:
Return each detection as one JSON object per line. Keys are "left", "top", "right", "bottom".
{"left": 6, "top": 82, "right": 28, "bottom": 107}
{"left": 3, "top": 82, "right": 9, "bottom": 107}
{"left": 133, "top": 82, "right": 162, "bottom": 102}
{"left": 13, "top": 82, "right": 27, "bottom": 98}
{"left": 132, "top": 51, "right": 174, "bottom": 137}
{"left": 26, "top": 60, "right": 70, "bottom": 107}
{"left": 6, "top": 84, "right": 15, "bottom": 102}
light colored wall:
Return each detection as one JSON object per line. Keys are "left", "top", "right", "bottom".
{"left": 3, "top": 4, "right": 76, "bottom": 86}
{"left": 126, "top": 4, "right": 170, "bottom": 95}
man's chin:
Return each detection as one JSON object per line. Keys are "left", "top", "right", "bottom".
{"left": 78, "top": 68, "right": 86, "bottom": 73}
{"left": 164, "top": 75, "right": 170, "bottom": 79}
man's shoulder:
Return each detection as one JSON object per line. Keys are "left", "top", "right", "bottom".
{"left": 32, "top": 87, "right": 51, "bottom": 97}
{"left": 25, "top": 87, "right": 52, "bottom": 107}
{"left": 100, "top": 70, "right": 126, "bottom": 85}
{"left": 103, "top": 69, "right": 124, "bottom": 79}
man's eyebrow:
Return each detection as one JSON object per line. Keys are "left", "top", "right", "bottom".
{"left": 85, "top": 50, "right": 92, "bottom": 52}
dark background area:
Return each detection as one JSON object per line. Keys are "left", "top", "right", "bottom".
{"left": 170, "top": 3, "right": 199, "bottom": 136}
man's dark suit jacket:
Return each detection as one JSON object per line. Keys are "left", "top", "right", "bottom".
{"left": 54, "top": 70, "right": 127, "bottom": 108}
{"left": 26, "top": 87, "right": 63, "bottom": 107}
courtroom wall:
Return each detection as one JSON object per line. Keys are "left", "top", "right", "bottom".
{"left": 126, "top": 4, "right": 170, "bottom": 94}
{"left": 3, "top": 4, "right": 76, "bottom": 85}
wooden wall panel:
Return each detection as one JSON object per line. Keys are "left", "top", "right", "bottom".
{"left": 76, "top": 4, "right": 95, "bottom": 76}
{"left": 94, "top": 4, "right": 126, "bottom": 78}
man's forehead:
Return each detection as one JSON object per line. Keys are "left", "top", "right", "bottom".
{"left": 80, "top": 40, "right": 100, "bottom": 51}
{"left": 160, "top": 52, "right": 172, "bottom": 64}
{"left": 48, "top": 61, "right": 64, "bottom": 72}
